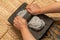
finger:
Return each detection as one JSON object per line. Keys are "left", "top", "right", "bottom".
{"left": 27, "top": 9, "right": 33, "bottom": 14}
{"left": 15, "top": 16, "right": 20, "bottom": 20}
{"left": 18, "top": 17, "right": 26, "bottom": 23}
{"left": 13, "top": 17, "right": 18, "bottom": 23}
{"left": 16, "top": 16, "right": 24, "bottom": 23}
{"left": 14, "top": 17, "right": 18, "bottom": 21}
{"left": 14, "top": 17, "right": 21, "bottom": 25}
{"left": 13, "top": 23, "right": 17, "bottom": 27}
{"left": 13, "top": 23, "right": 20, "bottom": 30}
{"left": 26, "top": 4, "right": 31, "bottom": 9}
{"left": 18, "top": 17, "right": 27, "bottom": 25}
{"left": 13, "top": 20, "right": 18, "bottom": 25}
{"left": 15, "top": 16, "right": 27, "bottom": 25}
{"left": 13, "top": 16, "right": 18, "bottom": 24}
{"left": 13, "top": 20, "right": 20, "bottom": 27}
{"left": 16, "top": 16, "right": 24, "bottom": 21}
{"left": 16, "top": 17, "right": 24, "bottom": 24}
{"left": 34, "top": 4, "right": 40, "bottom": 8}
{"left": 13, "top": 19, "right": 16, "bottom": 23}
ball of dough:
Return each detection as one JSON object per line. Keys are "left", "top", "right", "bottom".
{"left": 28, "top": 16, "right": 45, "bottom": 31}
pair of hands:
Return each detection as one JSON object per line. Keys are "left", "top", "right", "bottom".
{"left": 14, "top": 4, "right": 41, "bottom": 30}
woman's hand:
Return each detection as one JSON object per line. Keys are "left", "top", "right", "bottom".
{"left": 13, "top": 16, "right": 28, "bottom": 30}
{"left": 26, "top": 4, "right": 41, "bottom": 15}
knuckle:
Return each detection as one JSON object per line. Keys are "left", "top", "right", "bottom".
{"left": 13, "top": 20, "right": 15, "bottom": 23}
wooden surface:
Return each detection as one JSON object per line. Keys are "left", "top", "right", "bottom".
{"left": 0, "top": 0, "right": 60, "bottom": 40}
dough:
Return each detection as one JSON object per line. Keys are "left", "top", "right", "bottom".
{"left": 28, "top": 16, "right": 45, "bottom": 31}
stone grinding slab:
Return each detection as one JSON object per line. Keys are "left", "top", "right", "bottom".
{"left": 8, "top": 3, "right": 54, "bottom": 40}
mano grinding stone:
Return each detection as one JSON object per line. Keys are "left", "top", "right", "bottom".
{"left": 17, "top": 9, "right": 32, "bottom": 22}
{"left": 17, "top": 9, "right": 27, "bottom": 17}
{"left": 28, "top": 16, "right": 45, "bottom": 31}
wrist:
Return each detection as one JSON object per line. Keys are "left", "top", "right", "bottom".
{"left": 19, "top": 25, "right": 28, "bottom": 31}
{"left": 39, "top": 8, "right": 46, "bottom": 14}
